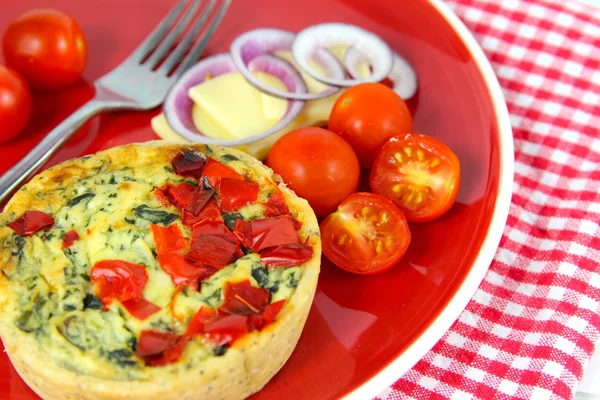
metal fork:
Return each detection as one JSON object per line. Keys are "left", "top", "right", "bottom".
{"left": 0, "top": 0, "right": 231, "bottom": 204}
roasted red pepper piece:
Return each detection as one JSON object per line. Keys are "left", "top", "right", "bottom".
{"left": 90, "top": 260, "right": 149, "bottom": 305}
{"left": 165, "top": 183, "right": 214, "bottom": 216}
{"left": 186, "top": 306, "right": 218, "bottom": 336}
{"left": 260, "top": 238, "right": 313, "bottom": 267}
{"left": 186, "top": 306, "right": 248, "bottom": 346}
{"left": 263, "top": 299, "right": 286, "bottom": 326}
{"left": 263, "top": 183, "right": 289, "bottom": 217}
{"left": 171, "top": 149, "right": 206, "bottom": 178}
{"left": 157, "top": 251, "right": 215, "bottom": 286}
{"left": 165, "top": 182, "right": 195, "bottom": 209}
{"left": 153, "top": 187, "right": 171, "bottom": 207}
{"left": 9, "top": 211, "right": 54, "bottom": 236}
{"left": 233, "top": 215, "right": 300, "bottom": 252}
{"left": 186, "top": 234, "right": 242, "bottom": 268}
{"left": 220, "top": 280, "right": 270, "bottom": 315}
{"left": 150, "top": 224, "right": 187, "bottom": 255}
{"left": 191, "top": 220, "right": 231, "bottom": 238}
{"left": 186, "top": 220, "right": 243, "bottom": 268}
{"left": 201, "top": 158, "right": 243, "bottom": 188}
{"left": 204, "top": 315, "right": 248, "bottom": 346}
{"left": 122, "top": 298, "right": 161, "bottom": 320}
{"left": 61, "top": 229, "right": 79, "bottom": 249}
{"left": 182, "top": 198, "right": 222, "bottom": 226}
{"left": 218, "top": 179, "right": 259, "bottom": 212}
{"left": 246, "top": 299, "right": 286, "bottom": 331}
{"left": 137, "top": 330, "right": 189, "bottom": 366}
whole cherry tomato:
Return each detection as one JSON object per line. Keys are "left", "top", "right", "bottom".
{"left": 328, "top": 82, "right": 413, "bottom": 168}
{"left": 267, "top": 127, "right": 360, "bottom": 218}
{"left": 2, "top": 9, "right": 87, "bottom": 90}
{"left": 0, "top": 66, "right": 31, "bottom": 143}
{"left": 370, "top": 134, "right": 460, "bottom": 222}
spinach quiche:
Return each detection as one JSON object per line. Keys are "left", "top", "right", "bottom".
{"left": 0, "top": 142, "right": 321, "bottom": 400}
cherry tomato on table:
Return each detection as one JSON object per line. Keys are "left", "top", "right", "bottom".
{"left": 320, "top": 192, "right": 411, "bottom": 275}
{"left": 2, "top": 9, "right": 87, "bottom": 91}
{"left": 267, "top": 127, "right": 360, "bottom": 218}
{"left": 370, "top": 134, "right": 460, "bottom": 222}
{"left": 0, "top": 66, "right": 31, "bottom": 143}
{"left": 328, "top": 82, "right": 413, "bottom": 168}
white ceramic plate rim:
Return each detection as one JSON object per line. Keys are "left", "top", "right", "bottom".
{"left": 342, "top": 0, "right": 515, "bottom": 399}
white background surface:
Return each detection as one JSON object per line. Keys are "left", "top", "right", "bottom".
{"left": 569, "top": 1, "right": 598, "bottom": 397}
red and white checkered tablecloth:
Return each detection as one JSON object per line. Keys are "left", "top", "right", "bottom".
{"left": 377, "top": 0, "right": 600, "bottom": 398}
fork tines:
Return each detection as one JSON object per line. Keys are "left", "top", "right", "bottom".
{"left": 134, "top": 0, "right": 231, "bottom": 76}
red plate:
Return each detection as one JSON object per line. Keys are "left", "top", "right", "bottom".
{"left": 0, "top": 0, "right": 513, "bottom": 399}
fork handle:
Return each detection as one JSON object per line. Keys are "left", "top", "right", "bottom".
{"left": 0, "top": 99, "right": 107, "bottom": 205}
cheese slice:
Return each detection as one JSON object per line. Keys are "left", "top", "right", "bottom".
{"left": 188, "top": 72, "right": 287, "bottom": 140}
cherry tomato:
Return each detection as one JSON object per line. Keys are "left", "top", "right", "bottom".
{"left": 0, "top": 66, "right": 31, "bottom": 143}
{"left": 267, "top": 127, "right": 360, "bottom": 218}
{"left": 370, "top": 134, "right": 460, "bottom": 222}
{"left": 328, "top": 83, "right": 412, "bottom": 168}
{"left": 2, "top": 9, "right": 87, "bottom": 90}
{"left": 320, "top": 192, "right": 411, "bottom": 274}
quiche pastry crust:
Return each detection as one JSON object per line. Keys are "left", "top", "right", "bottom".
{"left": 0, "top": 141, "right": 321, "bottom": 400}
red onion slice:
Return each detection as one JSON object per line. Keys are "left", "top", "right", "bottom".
{"left": 345, "top": 47, "right": 418, "bottom": 99}
{"left": 292, "top": 23, "right": 393, "bottom": 87}
{"left": 230, "top": 28, "right": 344, "bottom": 100}
{"left": 163, "top": 53, "right": 306, "bottom": 146}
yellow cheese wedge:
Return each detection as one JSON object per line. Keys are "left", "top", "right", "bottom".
{"left": 188, "top": 72, "right": 287, "bottom": 140}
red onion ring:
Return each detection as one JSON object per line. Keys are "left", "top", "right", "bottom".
{"left": 292, "top": 23, "right": 393, "bottom": 87}
{"left": 345, "top": 47, "right": 418, "bottom": 99}
{"left": 230, "top": 28, "right": 344, "bottom": 100}
{"left": 163, "top": 53, "right": 306, "bottom": 146}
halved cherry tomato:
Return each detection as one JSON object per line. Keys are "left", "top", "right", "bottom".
{"left": 171, "top": 149, "right": 206, "bottom": 178}
{"left": 0, "top": 66, "right": 31, "bottom": 143}
{"left": 370, "top": 134, "right": 460, "bottom": 222}
{"left": 218, "top": 179, "right": 259, "bottom": 212}
{"left": 61, "top": 229, "right": 79, "bottom": 249}
{"left": 220, "top": 280, "right": 270, "bottom": 315}
{"left": 233, "top": 215, "right": 299, "bottom": 252}
{"left": 328, "top": 83, "right": 413, "bottom": 167}
{"left": 320, "top": 193, "right": 411, "bottom": 274}
{"left": 201, "top": 158, "right": 243, "bottom": 188}
{"left": 90, "top": 260, "right": 148, "bottom": 304}
{"left": 8, "top": 210, "right": 54, "bottom": 236}
{"left": 2, "top": 9, "right": 87, "bottom": 90}
{"left": 150, "top": 224, "right": 186, "bottom": 255}
{"left": 266, "top": 127, "right": 360, "bottom": 218}
{"left": 121, "top": 298, "right": 161, "bottom": 320}
{"left": 259, "top": 239, "right": 313, "bottom": 268}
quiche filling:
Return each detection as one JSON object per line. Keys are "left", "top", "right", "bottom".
{"left": 1, "top": 147, "right": 313, "bottom": 379}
